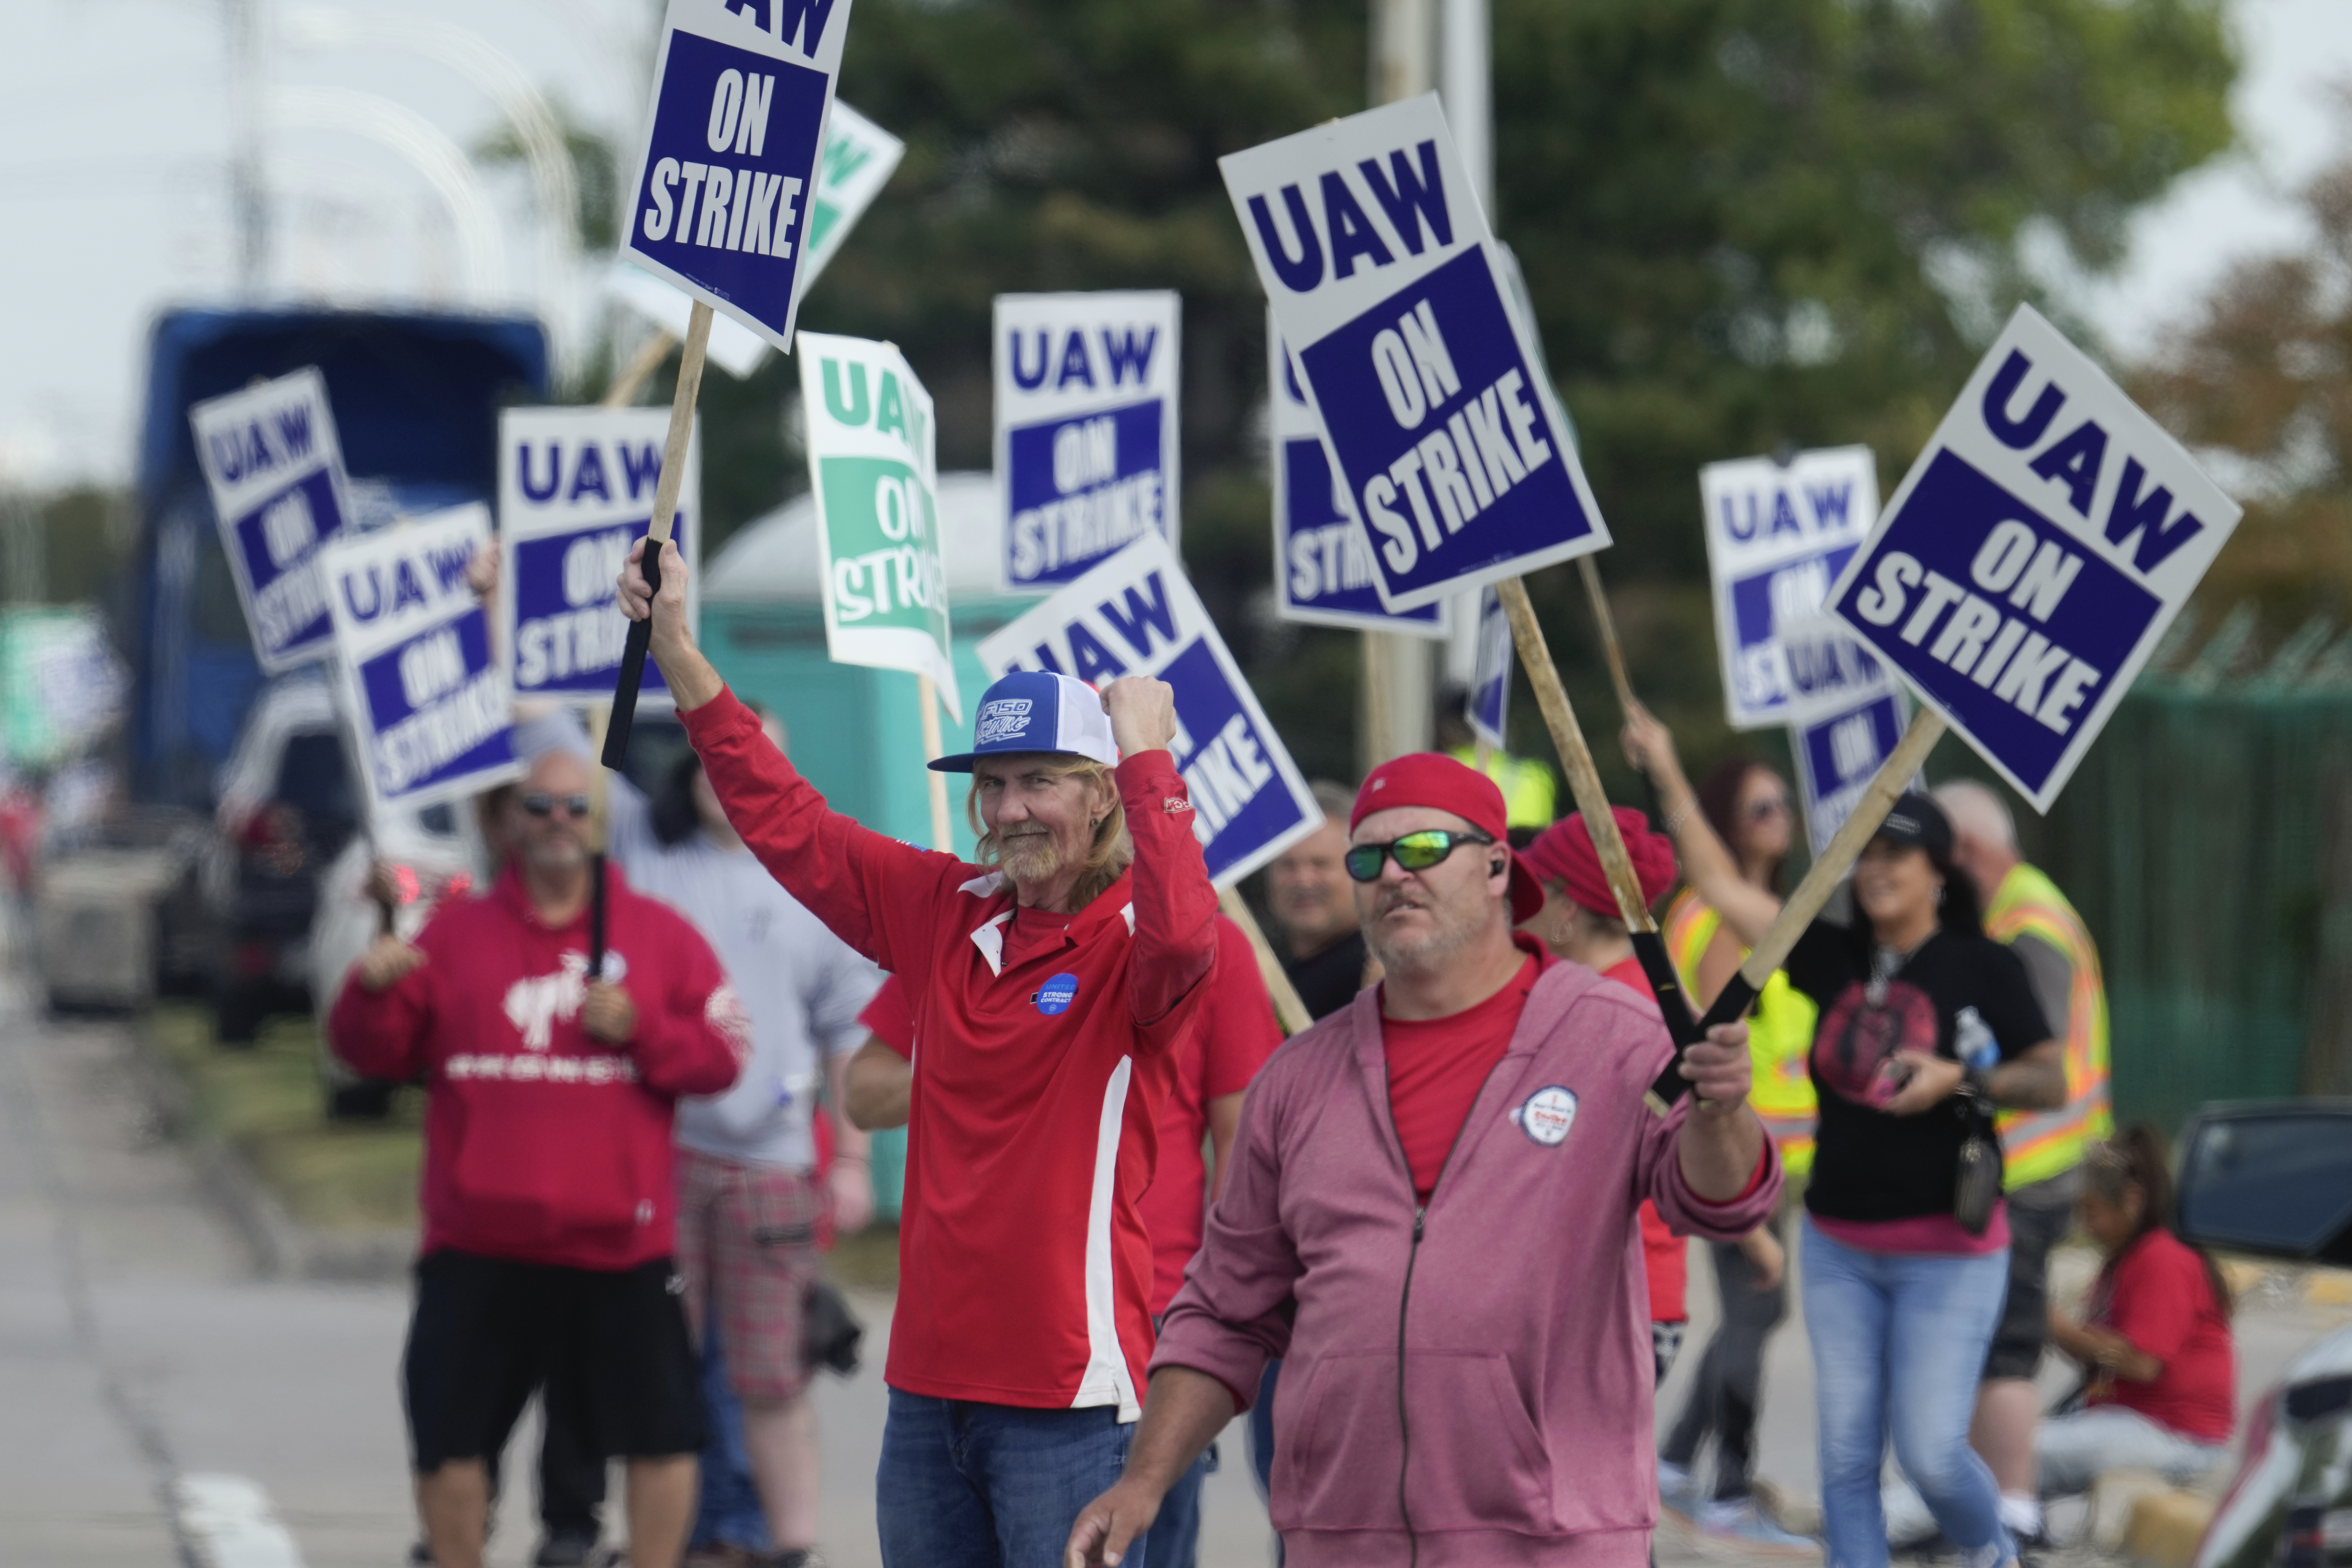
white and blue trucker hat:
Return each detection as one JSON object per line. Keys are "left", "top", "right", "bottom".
{"left": 929, "top": 670, "right": 1120, "bottom": 773}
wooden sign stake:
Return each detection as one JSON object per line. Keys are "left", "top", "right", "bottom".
{"left": 1576, "top": 556, "right": 1639, "bottom": 718}
{"left": 1495, "top": 578, "right": 1707, "bottom": 1107}
{"left": 601, "top": 301, "right": 713, "bottom": 772}
{"left": 602, "top": 329, "right": 679, "bottom": 409}
{"left": 917, "top": 674, "right": 953, "bottom": 852}
{"left": 1218, "top": 886, "right": 1315, "bottom": 1037}
{"left": 1685, "top": 707, "right": 1948, "bottom": 1051}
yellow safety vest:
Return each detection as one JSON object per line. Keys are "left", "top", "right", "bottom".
{"left": 1446, "top": 747, "right": 1557, "bottom": 828}
{"left": 1986, "top": 862, "right": 2112, "bottom": 1189}
{"left": 1663, "top": 888, "right": 1818, "bottom": 1177}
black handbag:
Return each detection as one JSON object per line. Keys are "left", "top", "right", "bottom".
{"left": 1951, "top": 1087, "right": 2002, "bottom": 1236}
{"left": 803, "top": 1278, "right": 864, "bottom": 1376}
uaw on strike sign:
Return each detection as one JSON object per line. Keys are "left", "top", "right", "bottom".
{"left": 1224, "top": 95, "right": 1610, "bottom": 612}
{"left": 994, "top": 291, "right": 1180, "bottom": 591}
{"left": 323, "top": 505, "right": 520, "bottom": 816}
{"left": 623, "top": 0, "right": 854, "bottom": 352}
{"left": 499, "top": 408, "right": 700, "bottom": 705}
{"left": 189, "top": 368, "right": 353, "bottom": 672}
{"left": 800, "top": 331, "right": 960, "bottom": 716}
{"left": 978, "top": 534, "right": 1320, "bottom": 887}
{"left": 1827, "top": 304, "right": 2240, "bottom": 811}
{"left": 1779, "top": 613, "right": 1911, "bottom": 858}
{"left": 1270, "top": 310, "right": 1445, "bottom": 636}
{"left": 1699, "top": 445, "right": 1878, "bottom": 730}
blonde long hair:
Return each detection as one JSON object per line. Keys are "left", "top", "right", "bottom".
{"left": 967, "top": 757, "right": 1133, "bottom": 910}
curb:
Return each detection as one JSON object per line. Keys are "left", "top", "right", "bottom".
{"left": 2220, "top": 1257, "right": 2352, "bottom": 1312}
{"left": 124, "top": 1015, "right": 416, "bottom": 1284}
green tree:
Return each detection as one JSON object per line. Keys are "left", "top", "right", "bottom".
{"left": 2134, "top": 123, "right": 2352, "bottom": 652}
{"left": 1494, "top": 0, "right": 2233, "bottom": 792}
{"left": 665, "top": 0, "right": 2234, "bottom": 789}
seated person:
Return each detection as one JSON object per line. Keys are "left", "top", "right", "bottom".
{"left": 2039, "top": 1124, "right": 2235, "bottom": 1493}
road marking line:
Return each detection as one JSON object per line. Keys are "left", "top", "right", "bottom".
{"left": 173, "top": 1475, "right": 306, "bottom": 1568}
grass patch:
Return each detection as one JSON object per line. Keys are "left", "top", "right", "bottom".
{"left": 143, "top": 1004, "right": 904, "bottom": 1289}
{"left": 148, "top": 1003, "right": 423, "bottom": 1232}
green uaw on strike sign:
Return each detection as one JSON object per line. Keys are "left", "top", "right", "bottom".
{"left": 798, "top": 331, "right": 961, "bottom": 718}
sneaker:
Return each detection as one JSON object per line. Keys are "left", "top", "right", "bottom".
{"left": 1697, "top": 1498, "right": 1821, "bottom": 1556}
{"left": 534, "top": 1533, "right": 602, "bottom": 1568}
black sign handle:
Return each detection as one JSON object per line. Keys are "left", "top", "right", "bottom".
{"left": 600, "top": 545, "right": 659, "bottom": 772}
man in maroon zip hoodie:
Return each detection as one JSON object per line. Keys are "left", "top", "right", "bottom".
{"left": 1068, "top": 754, "right": 1784, "bottom": 1568}
{"left": 331, "top": 743, "right": 746, "bottom": 1568}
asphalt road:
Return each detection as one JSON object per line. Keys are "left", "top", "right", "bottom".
{"left": 3, "top": 967, "right": 2344, "bottom": 1568}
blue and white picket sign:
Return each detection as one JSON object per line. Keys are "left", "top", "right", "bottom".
{"left": 1778, "top": 613, "right": 1908, "bottom": 857}
{"left": 976, "top": 533, "right": 1321, "bottom": 887}
{"left": 1790, "top": 690, "right": 1912, "bottom": 859}
{"left": 607, "top": 99, "right": 903, "bottom": 380}
{"left": 1466, "top": 584, "right": 1511, "bottom": 749}
{"left": 621, "top": 0, "right": 856, "bottom": 355}
{"left": 1699, "top": 445, "right": 1878, "bottom": 731}
{"left": 499, "top": 408, "right": 700, "bottom": 705}
{"left": 994, "top": 290, "right": 1181, "bottom": 591}
{"left": 1270, "top": 311, "right": 1447, "bottom": 637}
{"left": 323, "top": 505, "right": 520, "bottom": 817}
{"left": 1825, "top": 304, "right": 2241, "bottom": 811}
{"left": 187, "top": 368, "right": 354, "bottom": 673}
{"left": 1221, "top": 95, "right": 1610, "bottom": 613}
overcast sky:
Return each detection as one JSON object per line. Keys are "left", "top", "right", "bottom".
{"left": 1, "top": 0, "right": 2346, "bottom": 490}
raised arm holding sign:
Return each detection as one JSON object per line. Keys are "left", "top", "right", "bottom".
{"left": 1223, "top": 99, "right": 1726, "bottom": 1101}
{"left": 604, "top": 0, "right": 856, "bottom": 768}
{"left": 1647, "top": 304, "right": 2239, "bottom": 1100}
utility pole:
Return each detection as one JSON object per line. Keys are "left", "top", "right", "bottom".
{"left": 5, "top": 492, "right": 44, "bottom": 606}
{"left": 1363, "top": 0, "right": 1438, "bottom": 772}
{"left": 1439, "top": 0, "right": 1492, "bottom": 691}
{"left": 225, "top": 0, "right": 268, "bottom": 295}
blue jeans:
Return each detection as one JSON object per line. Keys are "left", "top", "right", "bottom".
{"left": 1247, "top": 1360, "right": 1282, "bottom": 1566}
{"left": 1802, "top": 1218, "right": 2013, "bottom": 1568}
{"left": 689, "top": 1323, "right": 770, "bottom": 1552}
{"left": 877, "top": 1390, "right": 1141, "bottom": 1568}
{"left": 1140, "top": 1441, "right": 1215, "bottom": 1567}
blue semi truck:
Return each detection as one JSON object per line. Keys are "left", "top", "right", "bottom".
{"left": 130, "top": 308, "right": 550, "bottom": 804}
{"left": 91, "top": 308, "right": 550, "bottom": 1035}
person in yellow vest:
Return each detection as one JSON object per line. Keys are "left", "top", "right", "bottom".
{"left": 1929, "top": 779, "right": 2112, "bottom": 1549}
{"left": 1627, "top": 734, "right": 1819, "bottom": 1550}
{"left": 1436, "top": 692, "right": 1558, "bottom": 827}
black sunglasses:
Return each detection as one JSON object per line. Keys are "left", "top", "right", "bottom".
{"left": 522, "top": 792, "right": 593, "bottom": 820}
{"left": 1344, "top": 828, "right": 1495, "bottom": 883}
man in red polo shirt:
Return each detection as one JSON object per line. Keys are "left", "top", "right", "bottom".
{"left": 618, "top": 537, "right": 1220, "bottom": 1568}
{"left": 1068, "top": 755, "right": 1779, "bottom": 1568}
{"left": 848, "top": 913, "right": 1284, "bottom": 1568}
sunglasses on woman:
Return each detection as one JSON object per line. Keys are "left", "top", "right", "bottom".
{"left": 522, "top": 792, "right": 594, "bottom": 819}
{"left": 1343, "top": 828, "right": 1495, "bottom": 883}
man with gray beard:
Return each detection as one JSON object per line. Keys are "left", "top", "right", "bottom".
{"left": 1068, "top": 753, "right": 1782, "bottom": 1568}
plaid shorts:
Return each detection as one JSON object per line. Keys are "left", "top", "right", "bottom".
{"left": 674, "top": 1147, "right": 825, "bottom": 1404}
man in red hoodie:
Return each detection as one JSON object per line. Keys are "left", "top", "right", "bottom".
{"left": 1068, "top": 755, "right": 1781, "bottom": 1568}
{"left": 331, "top": 743, "right": 745, "bottom": 1568}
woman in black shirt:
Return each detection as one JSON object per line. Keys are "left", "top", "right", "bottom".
{"left": 1627, "top": 707, "right": 2063, "bottom": 1568}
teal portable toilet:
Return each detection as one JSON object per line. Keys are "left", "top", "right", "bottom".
{"left": 701, "top": 472, "right": 1039, "bottom": 1219}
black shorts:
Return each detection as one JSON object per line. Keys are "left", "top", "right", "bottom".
{"left": 402, "top": 1249, "right": 704, "bottom": 1473}
{"left": 1984, "top": 1171, "right": 2080, "bottom": 1382}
